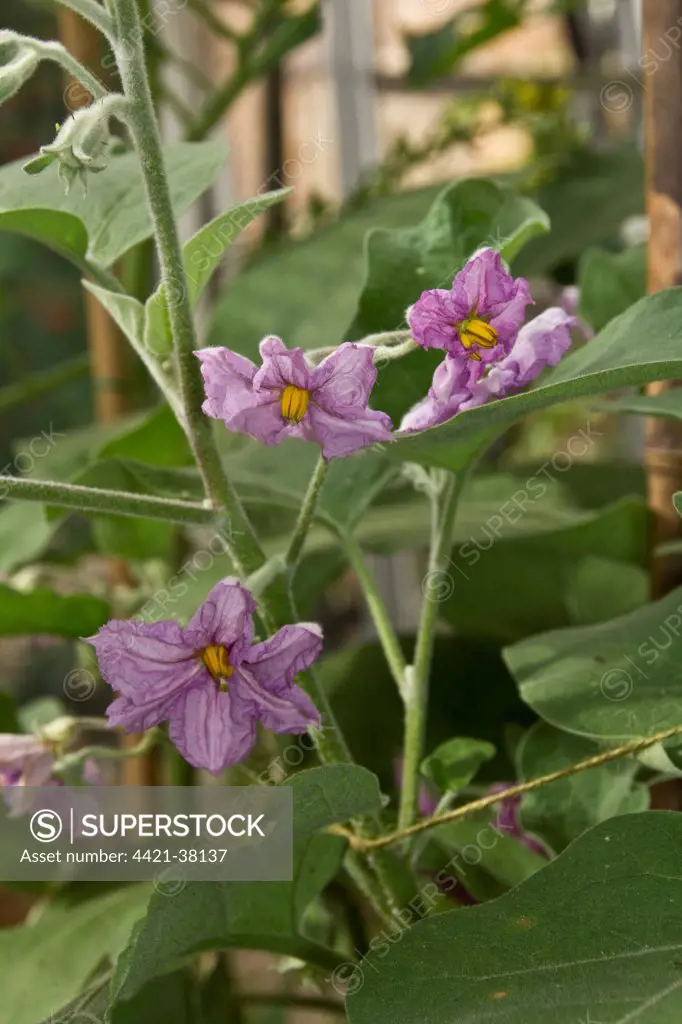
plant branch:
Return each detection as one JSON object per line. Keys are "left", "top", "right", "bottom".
{"left": 42, "top": 39, "right": 108, "bottom": 98}
{"left": 49, "top": 0, "right": 114, "bottom": 41}
{"left": 111, "top": 0, "right": 266, "bottom": 578}
{"left": 398, "top": 469, "right": 468, "bottom": 830}
{"left": 342, "top": 531, "right": 408, "bottom": 702}
{"left": 0, "top": 476, "right": 215, "bottom": 525}
{"left": 334, "top": 724, "right": 682, "bottom": 852}
{"left": 53, "top": 729, "right": 160, "bottom": 774}
{"left": 285, "top": 457, "right": 328, "bottom": 568}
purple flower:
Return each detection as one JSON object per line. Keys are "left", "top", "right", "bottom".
{"left": 407, "top": 248, "right": 532, "bottom": 365}
{"left": 87, "top": 578, "right": 323, "bottom": 774}
{"left": 196, "top": 337, "right": 393, "bottom": 461}
{"left": 0, "top": 734, "right": 56, "bottom": 817}
{"left": 400, "top": 307, "right": 575, "bottom": 434}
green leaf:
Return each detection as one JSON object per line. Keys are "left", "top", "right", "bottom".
{"left": 517, "top": 722, "right": 649, "bottom": 854}
{"left": 348, "top": 178, "right": 549, "bottom": 341}
{"left": 347, "top": 813, "right": 682, "bottom": 1024}
{"left": 184, "top": 190, "right": 291, "bottom": 307}
{"left": 84, "top": 283, "right": 180, "bottom": 415}
{"left": 442, "top": 496, "right": 648, "bottom": 642}
{"left": 98, "top": 404, "right": 194, "bottom": 468}
{"left": 429, "top": 809, "right": 547, "bottom": 899}
{"left": 0, "top": 503, "right": 56, "bottom": 573}
{"left": 390, "top": 288, "right": 682, "bottom": 471}
{"left": 0, "top": 142, "right": 225, "bottom": 269}
{"left": 0, "top": 582, "right": 109, "bottom": 638}
{"left": 110, "top": 766, "right": 383, "bottom": 1007}
{"left": 578, "top": 245, "right": 646, "bottom": 332}
{"left": 599, "top": 390, "right": 682, "bottom": 422}
{"left": 504, "top": 583, "right": 682, "bottom": 743}
{"left": 421, "top": 737, "right": 496, "bottom": 794}
{"left": 145, "top": 190, "right": 291, "bottom": 358}
{"left": 406, "top": 0, "right": 525, "bottom": 86}
{"left": 0, "top": 885, "right": 150, "bottom": 1024}
{"left": 18, "top": 695, "right": 67, "bottom": 733}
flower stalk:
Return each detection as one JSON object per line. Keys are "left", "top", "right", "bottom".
{"left": 342, "top": 531, "right": 409, "bottom": 702}
{"left": 398, "top": 468, "right": 470, "bottom": 831}
{"left": 285, "top": 457, "right": 329, "bottom": 568}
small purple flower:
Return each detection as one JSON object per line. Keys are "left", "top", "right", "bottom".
{"left": 407, "top": 248, "right": 533, "bottom": 365}
{"left": 0, "top": 734, "right": 56, "bottom": 817}
{"left": 400, "top": 307, "right": 575, "bottom": 434}
{"left": 87, "top": 578, "right": 323, "bottom": 774}
{"left": 196, "top": 337, "right": 393, "bottom": 461}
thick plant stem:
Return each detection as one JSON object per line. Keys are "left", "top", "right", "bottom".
{"left": 285, "top": 457, "right": 328, "bottom": 568}
{"left": 111, "top": 0, "right": 264, "bottom": 578}
{"left": 343, "top": 532, "right": 408, "bottom": 702}
{"left": 0, "top": 476, "right": 215, "bottom": 524}
{"left": 398, "top": 470, "right": 468, "bottom": 831}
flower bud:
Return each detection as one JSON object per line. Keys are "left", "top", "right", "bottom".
{"left": 38, "top": 715, "right": 78, "bottom": 750}
{"left": 23, "top": 94, "right": 126, "bottom": 193}
{"left": 0, "top": 31, "right": 40, "bottom": 105}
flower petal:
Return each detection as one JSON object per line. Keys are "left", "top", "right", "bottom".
{"left": 452, "top": 248, "right": 532, "bottom": 354}
{"left": 243, "top": 623, "right": 323, "bottom": 691}
{"left": 183, "top": 577, "right": 257, "bottom": 659}
{"left": 312, "top": 343, "right": 377, "bottom": 409}
{"left": 254, "top": 335, "right": 312, "bottom": 392}
{"left": 398, "top": 355, "right": 482, "bottom": 434}
{"left": 226, "top": 392, "right": 293, "bottom": 447}
{"left": 87, "top": 618, "right": 202, "bottom": 705}
{"left": 233, "top": 669, "right": 320, "bottom": 734}
{"left": 0, "top": 734, "right": 47, "bottom": 769}
{"left": 196, "top": 346, "right": 258, "bottom": 421}
{"left": 407, "top": 289, "right": 462, "bottom": 352}
{"left": 307, "top": 403, "right": 393, "bottom": 459}
{"left": 106, "top": 690, "right": 183, "bottom": 732}
{"left": 472, "top": 307, "right": 575, "bottom": 402}
{"left": 168, "top": 683, "right": 256, "bottom": 774}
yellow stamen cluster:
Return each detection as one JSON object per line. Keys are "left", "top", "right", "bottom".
{"left": 457, "top": 317, "right": 498, "bottom": 362}
{"left": 280, "top": 385, "right": 310, "bottom": 424}
{"left": 200, "top": 645, "right": 233, "bottom": 691}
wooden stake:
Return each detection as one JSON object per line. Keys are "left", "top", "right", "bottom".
{"left": 644, "top": 0, "right": 682, "bottom": 598}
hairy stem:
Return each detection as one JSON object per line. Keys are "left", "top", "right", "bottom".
{"left": 285, "top": 457, "right": 328, "bottom": 568}
{"left": 398, "top": 470, "right": 468, "bottom": 831}
{"left": 111, "top": 0, "right": 265, "bottom": 578}
{"left": 0, "top": 476, "right": 215, "bottom": 524}
{"left": 343, "top": 531, "right": 408, "bottom": 702}
{"left": 42, "top": 40, "right": 108, "bottom": 98}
